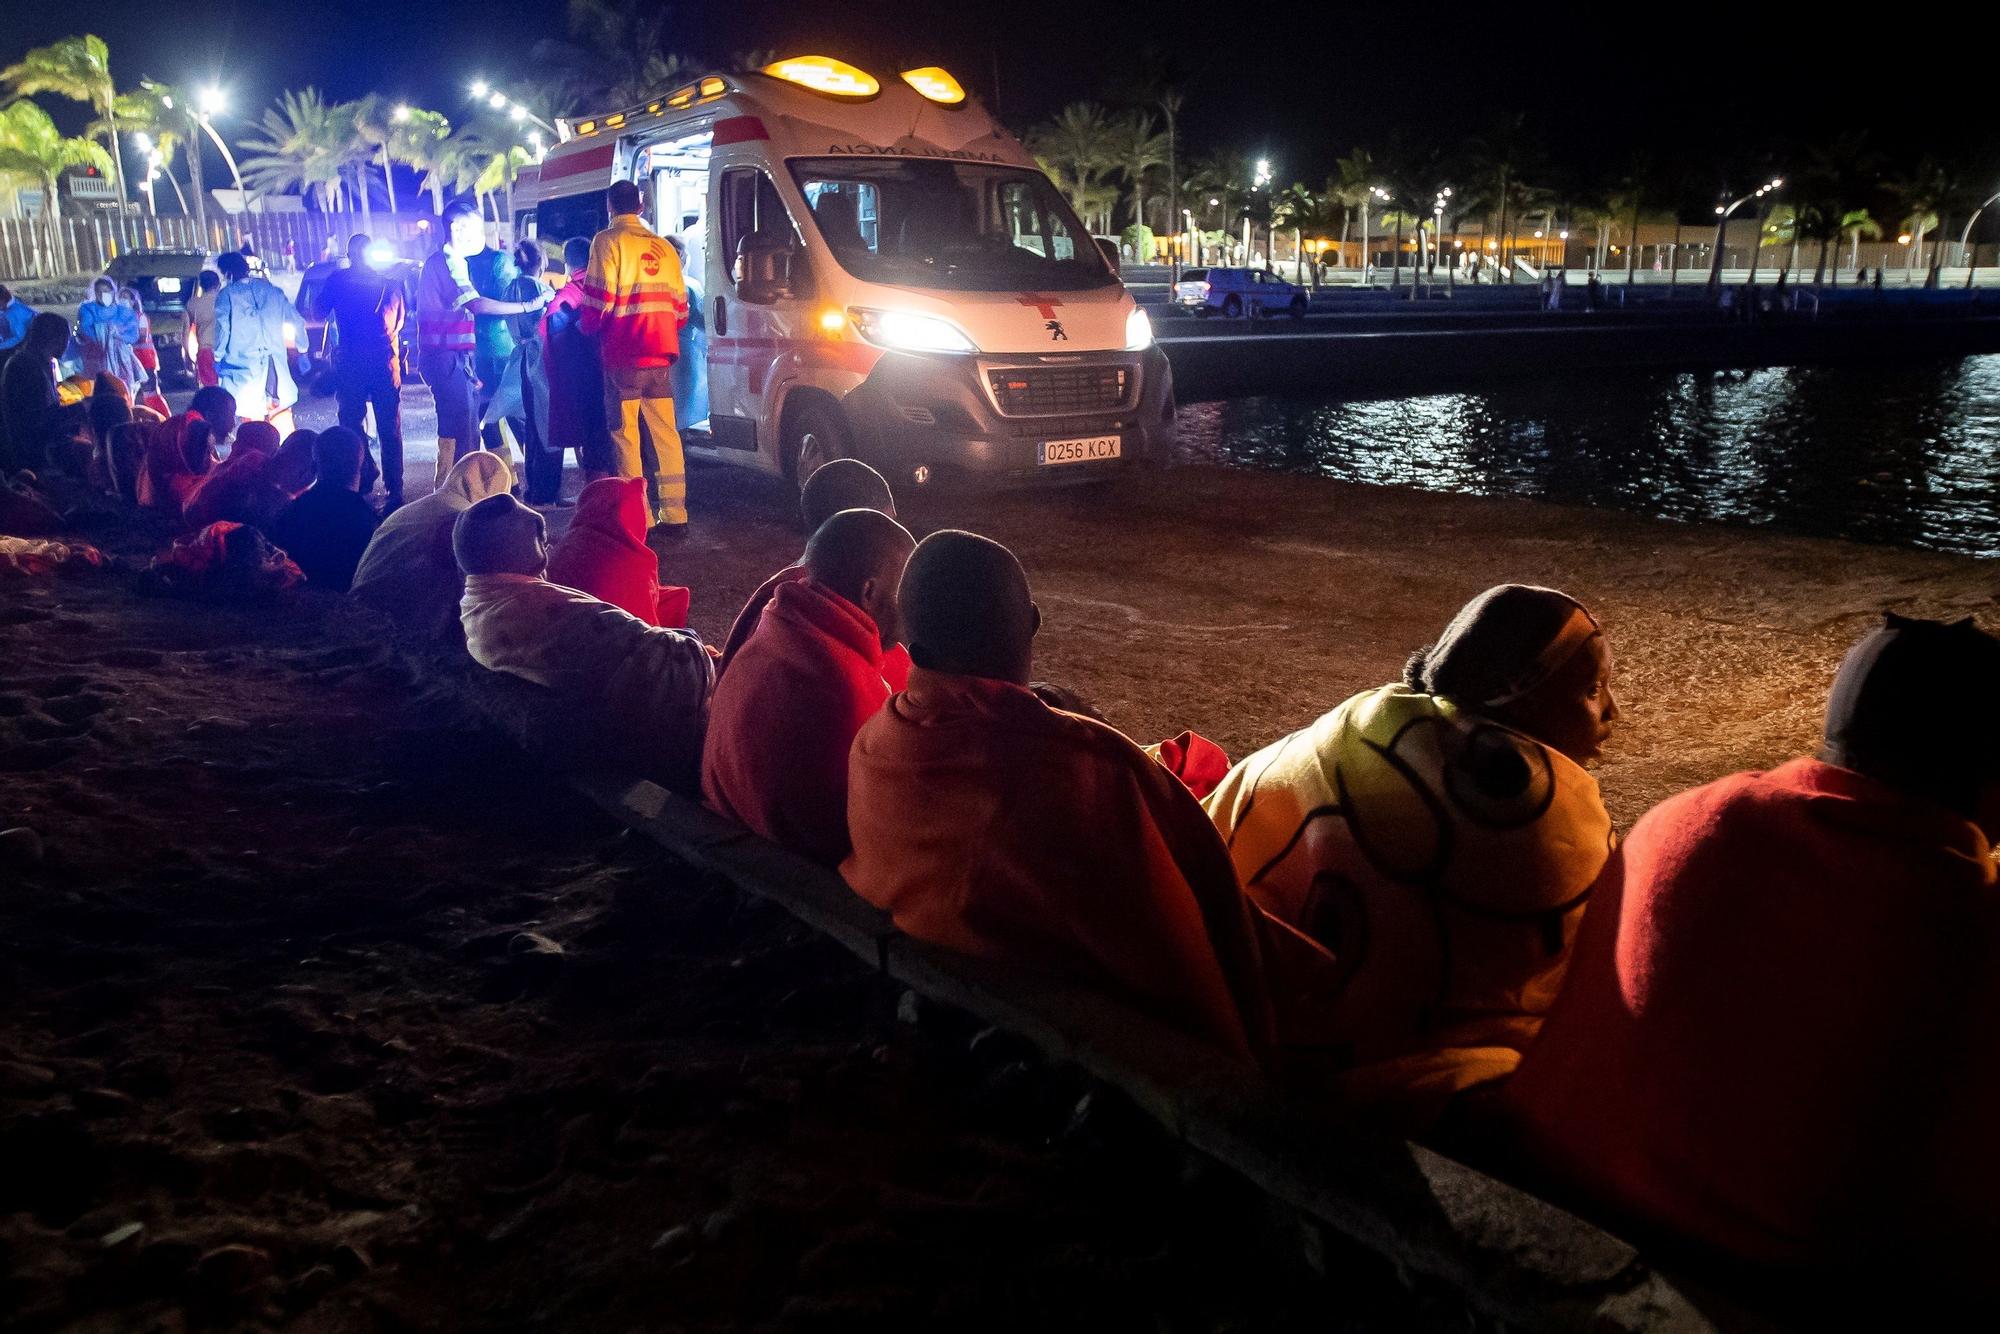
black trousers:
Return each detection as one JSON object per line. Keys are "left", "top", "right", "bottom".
{"left": 335, "top": 366, "right": 404, "bottom": 501}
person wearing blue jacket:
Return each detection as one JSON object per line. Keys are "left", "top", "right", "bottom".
{"left": 212, "top": 250, "right": 304, "bottom": 434}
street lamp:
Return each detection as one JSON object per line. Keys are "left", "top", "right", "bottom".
{"left": 1957, "top": 186, "right": 2000, "bottom": 289}
{"left": 1183, "top": 206, "right": 1196, "bottom": 265}
{"left": 195, "top": 86, "right": 246, "bottom": 205}
{"left": 1706, "top": 176, "right": 1782, "bottom": 291}
{"left": 468, "top": 78, "right": 559, "bottom": 136}
{"left": 392, "top": 104, "right": 412, "bottom": 124}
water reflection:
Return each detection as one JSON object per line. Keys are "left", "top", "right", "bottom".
{"left": 1175, "top": 355, "right": 2000, "bottom": 557}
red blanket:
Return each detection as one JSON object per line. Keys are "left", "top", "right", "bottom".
{"left": 721, "top": 564, "right": 910, "bottom": 692}
{"left": 700, "top": 579, "right": 893, "bottom": 864}
{"left": 546, "top": 476, "right": 688, "bottom": 626}
{"left": 1502, "top": 758, "right": 1999, "bottom": 1268}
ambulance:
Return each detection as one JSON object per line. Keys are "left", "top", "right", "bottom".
{"left": 518, "top": 56, "right": 1175, "bottom": 492}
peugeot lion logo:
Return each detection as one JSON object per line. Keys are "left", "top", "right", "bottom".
{"left": 1016, "top": 292, "right": 1067, "bottom": 343}
{"left": 1046, "top": 319, "right": 1068, "bottom": 341}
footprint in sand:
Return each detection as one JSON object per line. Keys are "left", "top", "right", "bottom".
{"left": 0, "top": 738, "right": 83, "bottom": 772}
{"left": 42, "top": 695, "right": 115, "bottom": 725}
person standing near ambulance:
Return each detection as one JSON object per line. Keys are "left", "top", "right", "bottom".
{"left": 579, "top": 180, "right": 689, "bottom": 534}
{"left": 417, "top": 200, "right": 547, "bottom": 488}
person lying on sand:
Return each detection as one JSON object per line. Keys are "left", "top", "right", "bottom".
{"left": 455, "top": 493, "right": 715, "bottom": 791}
{"left": 269, "top": 427, "right": 379, "bottom": 592}
{"left": 1203, "top": 584, "right": 1618, "bottom": 1133}
{"left": 703, "top": 507, "right": 914, "bottom": 865}
{"left": 718, "top": 458, "right": 911, "bottom": 691}
{"left": 1501, "top": 614, "right": 2000, "bottom": 1283}
{"left": 842, "top": 529, "right": 1343, "bottom": 1066}
{"left": 352, "top": 450, "right": 515, "bottom": 640}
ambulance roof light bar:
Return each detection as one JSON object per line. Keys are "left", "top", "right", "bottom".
{"left": 900, "top": 67, "right": 966, "bottom": 105}
{"left": 762, "top": 55, "right": 880, "bottom": 98}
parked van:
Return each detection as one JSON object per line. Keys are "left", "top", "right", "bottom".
{"left": 519, "top": 57, "right": 1174, "bottom": 492}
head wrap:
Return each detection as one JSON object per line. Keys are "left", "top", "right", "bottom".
{"left": 1407, "top": 585, "right": 1600, "bottom": 709}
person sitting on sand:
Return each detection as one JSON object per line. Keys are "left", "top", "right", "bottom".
{"left": 719, "top": 458, "right": 912, "bottom": 690}
{"left": 181, "top": 422, "right": 287, "bottom": 532}
{"left": 703, "top": 508, "right": 915, "bottom": 864}
{"left": 842, "top": 530, "right": 1343, "bottom": 1064}
{"left": 1501, "top": 614, "right": 2000, "bottom": 1279}
{"left": 2, "top": 312, "right": 83, "bottom": 475}
{"left": 142, "top": 520, "right": 303, "bottom": 601}
{"left": 1202, "top": 584, "right": 1618, "bottom": 1130}
{"left": 455, "top": 493, "right": 715, "bottom": 790}
{"left": 546, "top": 475, "right": 690, "bottom": 626}
{"left": 133, "top": 414, "right": 220, "bottom": 515}
{"left": 352, "top": 451, "right": 515, "bottom": 640}
{"left": 269, "top": 427, "right": 379, "bottom": 591}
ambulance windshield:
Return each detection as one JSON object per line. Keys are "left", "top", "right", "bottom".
{"left": 790, "top": 159, "right": 1114, "bottom": 292}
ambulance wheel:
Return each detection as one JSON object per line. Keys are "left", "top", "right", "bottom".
{"left": 782, "top": 395, "right": 853, "bottom": 493}
{"left": 1222, "top": 295, "right": 1244, "bottom": 319}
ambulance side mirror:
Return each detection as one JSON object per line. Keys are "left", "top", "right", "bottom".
{"left": 735, "top": 234, "right": 800, "bottom": 303}
{"left": 1095, "top": 237, "right": 1121, "bottom": 276}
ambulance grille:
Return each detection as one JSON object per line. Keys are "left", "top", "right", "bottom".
{"left": 987, "top": 365, "right": 1131, "bottom": 416}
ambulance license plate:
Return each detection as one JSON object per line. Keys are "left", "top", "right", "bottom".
{"left": 1038, "top": 435, "right": 1121, "bottom": 466}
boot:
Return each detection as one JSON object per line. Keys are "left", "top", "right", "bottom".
{"left": 434, "top": 436, "right": 458, "bottom": 490}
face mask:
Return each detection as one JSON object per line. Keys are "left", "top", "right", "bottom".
{"left": 96, "top": 291, "right": 114, "bottom": 306}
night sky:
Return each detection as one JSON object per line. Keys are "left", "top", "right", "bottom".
{"left": 13, "top": 2, "right": 1994, "bottom": 188}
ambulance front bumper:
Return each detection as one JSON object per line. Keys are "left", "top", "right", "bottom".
{"left": 840, "top": 343, "right": 1176, "bottom": 488}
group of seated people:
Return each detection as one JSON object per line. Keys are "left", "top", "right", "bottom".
{"left": 415, "top": 454, "right": 1997, "bottom": 1287}
{"left": 17, "top": 386, "right": 1989, "bottom": 1287}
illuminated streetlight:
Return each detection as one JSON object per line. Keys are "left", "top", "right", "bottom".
{"left": 1707, "top": 175, "right": 1784, "bottom": 290}
{"left": 194, "top": 86, "right": 245, "bottom": 201}
{"left": 487, "top": 91, "right": 508, "bottom": 110}
{"left": 393, "top": 104, "right": 412, "bottom": 123}
{"left": 509, "top": 104, "right": 527, "bottom": 122}
{"left": 198, "top": 86, "right": 226, "bottom": 116}
{"left": 470, "top": 79, "right": 489, "bottom": 98}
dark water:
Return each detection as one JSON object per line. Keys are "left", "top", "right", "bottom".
{"left": 1174, "top": 355, "right": 2000, "bottom": 558}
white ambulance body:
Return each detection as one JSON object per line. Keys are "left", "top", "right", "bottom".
{"left": 519, "top": 57, "right": 1175, "bottom": 491}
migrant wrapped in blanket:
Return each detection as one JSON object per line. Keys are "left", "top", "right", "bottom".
{"left": 352, "top": 452, "right": 515, "bottom": 640}
{"left": 141, "top": 521, "right": 304, "bottom": 601}
{"left": 460, "top": 573, "right": 714, "bottom": 792}
{"left": 1203, "top": 683, "right": 1613, "bottom": 1127}
{"left": 0, "top": 535, "right": 103, "bottom": 576}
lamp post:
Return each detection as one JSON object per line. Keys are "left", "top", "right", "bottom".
{"left": 1364, "top": 185, "right": 1388, "bottom": 287}
{"left": 1183, "top": 207, "right": 1196, "bottom": 266}
{"left": 1705, "top": 176, "right": 1781, "bottom": 292}
{"left": 468, "top": 79, "right": 559, "bottom": 136}
{"left": 196, "top": 87, "right": 246, "bottom": 204}
{"left": 1958, "top": 186, "right": 2000, "bottom": 289}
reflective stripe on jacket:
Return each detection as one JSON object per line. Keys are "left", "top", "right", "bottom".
{"left": 578, "top": 214, "right": 687, "bottom": 370}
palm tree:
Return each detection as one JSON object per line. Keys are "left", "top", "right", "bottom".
{"left": 1271, "top": 182, "right": 1323, "bottom": 283}
{"left": 1107, "top": 110, "right": 1168, "bottom": 233}
{"left": 238, "top": 88, "right": 364, "bottom": 212}
{"left": 1463, "top": 115, "right": 1542, "bottom": 283}
{"left": 1027, "top": 103, "right": 1116, "bottom": 230}
{"left": 0, "top": 99, "right": 114, "bottom": 254}
{"left": 531, "top": 0, "right": 696, "bottom": 110}
{"left": 127, "top": 81, "right": 206, "bottom": 232}
{"left": 1842, "top": 209, "right": 1883, "bottom": 279}
{"left": 1, "top": 35, "right": 127, "bottom": 210}
{"left": 388, "top": 108, "right": 454, "bottom": 213}
{"left": 1890, "top": 157, "right": 1956, "bottom": 285}
{"left": 350, "top": 94, "right": 401, "bottom": 217}
{"left": 1376, "top": 138, "right": 1444, "bottom": 296}
{"left": 1329, "top": 148, "right": 1377, "bottom": 281}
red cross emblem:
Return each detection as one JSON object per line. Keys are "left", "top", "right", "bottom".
{"left": 1015, "top": 292, "right": 1064, "bottom": 320}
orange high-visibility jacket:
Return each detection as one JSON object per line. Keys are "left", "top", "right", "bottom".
{"left": 578, "top": 213, "right": 688, "bottom": 370}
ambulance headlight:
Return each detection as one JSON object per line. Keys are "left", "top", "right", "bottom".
{"left": 1124, "top": 307, "right": 1154, "bottom": 351}
{"left": 849, "top": 307, "right": 977, "bottom": 355}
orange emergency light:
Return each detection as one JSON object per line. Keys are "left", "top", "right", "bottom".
{"left": 762, "top": 56, "right": 880, "bottom": 98}
{"left": 900, "top": 67, "right": 966, "bottom": 105}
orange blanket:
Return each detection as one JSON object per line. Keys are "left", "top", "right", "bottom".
{"left": 701, "top": 579, "right": 892, "bottom": 863}
{"left": 722, "top": 564, "right": 910, "bottom": 692}
{"left": 545, "top": 476, "right": 689, "bottom": 627}
{"left": 1502, "top": 758, "right": 1999, "bottom": 1269}
{"left": 843, "top": 667, "right": 1299, "bottom": 1061}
